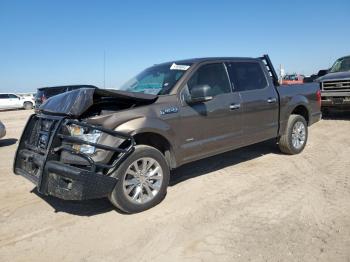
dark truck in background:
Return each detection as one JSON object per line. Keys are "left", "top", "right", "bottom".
{"left": 35, "top": 85, "right": 97, "bottom": 111}
{"left": 317, "top": 55, "right": 350, "bottom": 111}
{"left": 14, "top": 55, "right": 321, "bottom": 213}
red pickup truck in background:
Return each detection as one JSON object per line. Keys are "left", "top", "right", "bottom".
{"left": 282, "top": 74, "right": 305, "bottom": 85}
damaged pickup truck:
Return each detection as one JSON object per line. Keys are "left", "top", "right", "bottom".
{"left": 14, "top": 55, "right": 321, "bottom": 213}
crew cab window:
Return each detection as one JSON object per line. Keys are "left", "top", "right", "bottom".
{"left": 187, "top": 63, "right": 231, "bottom": 97}
{"left": 0, "top": 94, "right": 9, "bottom": 99}
{"left": 226, "top": 62, "right": 268, "bottom": 91}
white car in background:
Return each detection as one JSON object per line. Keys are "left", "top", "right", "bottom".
{"left": 0, "top": 93, "right": 35, "bottom": 110}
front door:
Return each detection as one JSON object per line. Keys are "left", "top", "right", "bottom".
{"left": 179, "top": 63, "right": 243, "bottom": 163}
{"left": 0, "top": 94, "right": 11, "bottom": 109}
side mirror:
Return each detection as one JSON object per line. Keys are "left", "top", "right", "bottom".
{"left": 187, "top": 84, "right": 213, "bottom": 104}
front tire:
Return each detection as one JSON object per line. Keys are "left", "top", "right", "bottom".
{"left": 109, "top": 145, "right": 170, "bottom": 213}
{"left": 278, "top": 114, "right": 308, "bottom": 155}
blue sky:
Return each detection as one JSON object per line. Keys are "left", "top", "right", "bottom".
{"left": 0, "top": 0, "right": 349, "bottom": 93}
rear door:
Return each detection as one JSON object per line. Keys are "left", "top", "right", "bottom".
{"left": 179, "top": 62, "right": 243, "bottom": 162}
{"left": 226, "top": 61, "right": 279, "bottom": 145}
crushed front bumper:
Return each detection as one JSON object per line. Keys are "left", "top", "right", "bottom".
{"left": 15, "top": 156, "right": 117, "bottom": 200}
{"left": 14, "top": 114, "right": 134, "bottom": 200}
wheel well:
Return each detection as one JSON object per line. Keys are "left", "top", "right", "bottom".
{"left": 133, "top": 132, "right": 176, "bottom": 168}
{"left": 291, "top": 105, "right": 309, "bottom": 124}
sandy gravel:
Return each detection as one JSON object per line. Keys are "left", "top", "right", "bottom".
{"left": 0, "top": 110, "right": 350, "bottom": 262}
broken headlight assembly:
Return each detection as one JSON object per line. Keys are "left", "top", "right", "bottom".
{"left": 67, "top": 124, "right": 102, "bottom": 154}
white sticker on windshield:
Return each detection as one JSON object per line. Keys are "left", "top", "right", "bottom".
{"left": 170, "top": 63, "right": 190, "bottom": 71}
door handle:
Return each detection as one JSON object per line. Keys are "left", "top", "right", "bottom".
{"left": 267, "top": 98, "right": 277, "bottom": 103}
{"left": 229, "top": 104, "right": 241, "bottom": 110}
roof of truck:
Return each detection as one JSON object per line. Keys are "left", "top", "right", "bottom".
{"left": 337, "top": 55, "right": 350, "bottom": 59}
{"left": 156, "top": 57, "right": 258, "bottom": 66}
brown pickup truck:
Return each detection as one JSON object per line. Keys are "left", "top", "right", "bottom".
{"left": 14, "top": 55, "right": 321, "bottom": 213}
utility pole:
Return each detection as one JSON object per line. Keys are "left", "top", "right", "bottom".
{"left": 279, "top": 64, "right": 285, "bottom": 84}
{"left": 103, "top": 50, "right": 106, "bottom": 89}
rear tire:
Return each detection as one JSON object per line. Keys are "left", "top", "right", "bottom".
{"left": 278, "top": 114, "right": 308, "bottom": 155}
{"left": 109, "top": 145, "right": 170, "bottom": 213}
{"left": 23, "top": 102, "right": 33, "bottom": 110}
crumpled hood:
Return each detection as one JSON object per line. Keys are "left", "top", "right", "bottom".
{"left": 317, "top": 71, "right": 350, "bottom": 82}
{"left": 39, "top": 87, "right": 158, "bottom": 117}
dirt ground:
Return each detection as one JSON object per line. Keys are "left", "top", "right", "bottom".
{"left": 0, "top": 110, "right": 350, "bottom": 262}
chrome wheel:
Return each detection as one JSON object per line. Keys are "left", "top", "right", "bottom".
{"left": 291, "top": 121, "right": 306, "bottom": 149}
{"left": 122, "top": 157, "right": 163, "bottom": 204}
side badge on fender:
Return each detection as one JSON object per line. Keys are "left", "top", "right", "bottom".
{"left": 160, "top": 106, "right": 179, "bottom": 115}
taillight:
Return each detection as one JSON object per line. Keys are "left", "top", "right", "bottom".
{"left": 316, "top": 90, "right": 321, "bottom": 107}
{"left": 41, "top": 95, "right": 47, "bottom": 103}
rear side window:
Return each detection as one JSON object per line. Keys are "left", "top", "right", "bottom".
{"left": 36, "top": 90, "right": 44, "bottom": 98}
{"left": 0, "top": 94, "right": 9, "bottom": 99}
{"left": 39, "top": 87, "right": 69, "bottom": 98}
{"left": 187, "top": 63, "right": 231, "bottom": 97}
{"left": 46, "top": 88, "right": 66, "bottom": 97}
{"left": 226, "top": 62, "right": 268, "bottom": 91}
